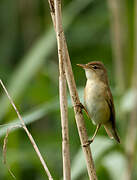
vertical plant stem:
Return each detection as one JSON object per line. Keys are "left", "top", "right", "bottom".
{"left": 0, "top": 80, "right": 53, "bottom": 180}
{"left": 124, "top": 1, "right": 137, "bottom": 179}
{"left": 54, "top": 0, "right": 71, "bottom": 179}
{"left": 62, "top": 6, "right": 97, "bottom": 180}
{"left": 59, "top": 77, "right": 71, "bottom": 180}
{"left": 132, "top": 0, "right": 137, "bottom": 88}
{"left": 107, "top": 0, "right": 126, "bottom": 92}
{"left": 48, "top": 0, "right": 97, "bottom": 179}
{"left": 64, "top": 44, "right": 97, "bottom": 180}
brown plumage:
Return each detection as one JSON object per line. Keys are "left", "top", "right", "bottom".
{"left": 104, "top": 86, "right": 120, "bottom": 143}
{"left": 77, "top": 61, "right": 120, "bottom": 143}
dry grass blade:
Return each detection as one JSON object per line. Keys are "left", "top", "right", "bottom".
{"left": 3, "top": 128, "right": 17, "bottom": 179}
{"left": 0, "top": 80, "right": 53, "bottom": 180}
{"left": 3, "top": 128, "right": 9, "bottom": 165}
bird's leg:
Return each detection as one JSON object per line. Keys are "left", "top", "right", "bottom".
{"left": 90, "top": 124, "right": 101, "bottom": 142}
{"left": 74, "top": 102, "right": 90, "bottom": 119}
{"left": 83, "top": 124, "right": 101, "bottom": 147}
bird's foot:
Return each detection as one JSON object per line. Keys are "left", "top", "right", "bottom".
{"left": 74, "top": 103, "right": 90, "bottom": 118}
{"left": 82, "top": 139, "right": 93, "bottom": 147}
{"left": 74, "top": 102, "right": 84, "bottom": 109}
{"left": 73, "top": 103, "right": 85, "bottom": 113}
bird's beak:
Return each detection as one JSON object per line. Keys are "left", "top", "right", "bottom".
{"left": 77, "top": 64, "right": 87, "bottom": 69}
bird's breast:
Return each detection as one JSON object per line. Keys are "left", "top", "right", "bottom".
{"left": 84, "top": 80, "right": 110, "bottom": 125}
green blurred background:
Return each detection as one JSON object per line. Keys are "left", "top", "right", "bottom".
{"left": 0, "top": 0, "right": 137, "bottom": 179}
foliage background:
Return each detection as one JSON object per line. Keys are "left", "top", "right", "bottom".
{"left": 0, "top": 0, "right": 136, "bottom": 179}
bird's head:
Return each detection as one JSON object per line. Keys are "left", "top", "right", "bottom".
{"left": 77, "top": 61, "right": 108, "bottom": 84}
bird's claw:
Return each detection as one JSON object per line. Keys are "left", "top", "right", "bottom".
{"left": 82, "top": 139, "right": 93, "bottom": 147}
{"left": 74, "top": 103, "right": 90, "bottom": 118}
{"left": 74, "top": 103, "right": 84, "bottom": 109}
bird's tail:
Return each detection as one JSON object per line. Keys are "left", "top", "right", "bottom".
{"left": 104, "top": 122, "right": 120, "bottom": 143}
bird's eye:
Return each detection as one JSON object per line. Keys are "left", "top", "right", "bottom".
{"left": 93, "top": 65, "right": 98, "bottom": 69}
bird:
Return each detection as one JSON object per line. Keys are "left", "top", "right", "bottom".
{"left": 77, "top": 61, "right": 120, "bottom": 146}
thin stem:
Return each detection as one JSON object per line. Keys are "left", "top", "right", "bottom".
{"left": 64, "top": 35, "right": 97, "bottom": 180}
{"left": 123, "top": 1, "right": 137, "bottom": 179}
{"left": 48, "top": 0, "right": 97, "bottom": 179}
{"left": 54, "top": 0, "right": 71, "bottom": 179}
{"left": 107, "top": 0, "right": 126, "bottom": 92}
{"left": 0, "top": 80, "right": 53, "bottom": 180}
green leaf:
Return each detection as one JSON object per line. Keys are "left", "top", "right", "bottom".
{"left": 0, "top": 100, "right": 59, "bottom": 137}
{"left": 121, "top": 89, "right": 137, "bottom": 113}
{"left": 102, "top": 152, "right": 127, "bottom": 180}
{"left": 0, "top": 88, "right": 83, "bottom": 137}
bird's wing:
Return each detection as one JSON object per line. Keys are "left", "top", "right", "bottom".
{"left": 104, "top": 86, "right": 120, "bottom": 143}
{"left": 105, "top": 86, "right": 116, "bottom": 128}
